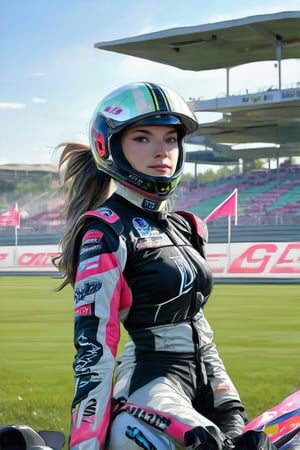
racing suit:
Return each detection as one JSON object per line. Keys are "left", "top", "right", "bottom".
{"left": 69, "top": 189, "right": 246, "bottom": 450}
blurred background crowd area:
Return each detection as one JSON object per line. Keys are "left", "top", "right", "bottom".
{"left": 0, "top": 159, "right": 299, "bottom": 238}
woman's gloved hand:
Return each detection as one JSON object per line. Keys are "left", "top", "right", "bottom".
{"left": 233, "top": 430, "right": 278, "bottom": 450}
{"left": 213, "top": 402, "right": 247, "bottom": 439}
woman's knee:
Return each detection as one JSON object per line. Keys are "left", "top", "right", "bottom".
{"left": 106, "top": 412, "right": 176, "bottom": 450}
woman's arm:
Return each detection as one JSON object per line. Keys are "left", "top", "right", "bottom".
{"left": 70, "top": 223, "right": 131, "bottom": 449}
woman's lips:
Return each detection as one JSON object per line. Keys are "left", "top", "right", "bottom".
{"left": 149, "top": 165, "right": 171, "bottom": 173}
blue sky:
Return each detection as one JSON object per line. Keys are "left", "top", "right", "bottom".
{"left": 1, "top": 0, "right": 299, "bottom": 166}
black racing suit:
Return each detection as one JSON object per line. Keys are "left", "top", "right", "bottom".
{"left": 69, "top": 192, "right": 246, "bottom": 450}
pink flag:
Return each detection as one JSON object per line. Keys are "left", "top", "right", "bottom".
{"left": 205, "top": 189, "right": 238, "bottom": 224}
{"left": 0, "top": 203, "right": 20, "bottom": 227}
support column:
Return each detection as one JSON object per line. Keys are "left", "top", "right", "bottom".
{"left": 276, "top": 45, "right": 282, "bottom": 90}
{"left": 226, "top": 67, "right": 231, "bottom": 96}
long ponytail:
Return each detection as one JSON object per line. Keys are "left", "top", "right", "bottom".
{"left": 53, "top": 142, "right": 113, "bottom": 289}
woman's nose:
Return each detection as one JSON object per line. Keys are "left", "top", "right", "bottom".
{"left": 154, "top": 141, "right": 169, "bottom": 156}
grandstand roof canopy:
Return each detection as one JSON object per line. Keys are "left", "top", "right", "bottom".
{"left": 186, "top": 89, "right": 300, "bottom": 150}
{"left": 185, "top": 143, "right": 300, "bottom": 166}
{"left": 95, "top": 11, "right": 300, "bottom": 163}
{"left": 0, "top": 164, "right": 58, "bottom": 182}
{"left": 95, "top": 11, "right": 300, "bottom": 71}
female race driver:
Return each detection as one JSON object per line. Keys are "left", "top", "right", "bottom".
{"left": 53, "top": 81, "right": 275, "bottom": 450}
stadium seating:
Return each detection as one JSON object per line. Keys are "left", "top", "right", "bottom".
{"left": 1, "top": 165, "right": 299, "bottom": 235}
{"left": 175, "top": 166, "right": 300, "bottom": 226}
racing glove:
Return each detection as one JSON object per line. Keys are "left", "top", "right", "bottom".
{"left": 213, "top": 401, "right": 247, "bottom": 439}
{"left": 233, "top": 430, "right": 277, "bottom": 450}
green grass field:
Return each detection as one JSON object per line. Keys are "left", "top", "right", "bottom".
{"left": 1, "top": 277, "right": 299, "bottom": 447}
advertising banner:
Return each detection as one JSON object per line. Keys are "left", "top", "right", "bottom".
{"left": 0, "top": 242, "right": 299, "bottom": 279}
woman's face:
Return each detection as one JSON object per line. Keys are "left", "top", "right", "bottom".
{"left": 121, "top": 125, "right": 179, "bottom": 177}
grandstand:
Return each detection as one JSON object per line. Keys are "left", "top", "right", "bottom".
{"left": 175, "top": 164, "right": 300, "bottom": 226}
{"left": 94, "top": 11, "right": 300, "bottom": 164}
{"left": 0, "top": 164, "right": 58, "bottom": 183}
{"left": 0, "top": 163, "right": 63, "bottom": 236}
{"left": 0, "top": 161, "right": 299, "bottom": 246}
{"left": 93, "top": 11, "right": 300, "bottom": 244}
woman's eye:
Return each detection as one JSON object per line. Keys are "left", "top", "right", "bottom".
{"left": 134, "top": 136, "right": 148, "bottom": 142}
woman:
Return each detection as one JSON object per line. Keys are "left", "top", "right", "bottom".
{"left": 53, "top": 82, "right": 271, "bottom": 450}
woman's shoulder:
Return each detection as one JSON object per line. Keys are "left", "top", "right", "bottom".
{"left": 80, "top": 194, "right": 140, "bottom": 238}
{"left": 172, "top": 210, "right": 208, "bottom": 242}
{"left": 81, "top": 201, "right": 125, "bottom": 237}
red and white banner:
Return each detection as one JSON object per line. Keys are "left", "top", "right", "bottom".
{"left": 0, "top": 203, "right": 20, "bottom": 227}
{"left": 205, "top": 189, "right": 238, "bottom": 225}
{"left": 0, "top": 242, "right": 299, "bottom": 278}
{"left": 207, "top": 242, "right": 300, "bottom": 277}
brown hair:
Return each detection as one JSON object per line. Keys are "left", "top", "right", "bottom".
{"left": 52, "top": 142, "right": 112, "bottom": 290}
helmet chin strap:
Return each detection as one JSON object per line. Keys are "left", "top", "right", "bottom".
{"left": 115, "top": 182, "right": 173, "bottom": 212}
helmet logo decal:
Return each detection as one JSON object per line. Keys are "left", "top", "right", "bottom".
{"left": 128, "top": 173, "right": 144, "bottom": 187}
{"left": 132, "top": 217, "right": 151, "bottom": 237}
{"left": 95, "top": 134, "right": 107, "bottom": 158}
{"left": 104, "top": 105, "right": 123, "bottom": 116}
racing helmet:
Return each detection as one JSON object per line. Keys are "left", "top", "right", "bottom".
{"left": 0, "top": 425, "right": 65, "bottom": 450}
{"left": 0, "top": 425, "right": 46, "bottom": 449}
{"left": 89, "top": 81, "right": 199, "bottom": 200}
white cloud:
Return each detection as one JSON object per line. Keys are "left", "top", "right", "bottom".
{"left": 32, "top": 97, "right": 48, "bottom": 104}
{"left": 0, "top": 102, "right": 26, "bottom": 110}
{"left": 31, "top": 72, "right": 46, "bottom": 77}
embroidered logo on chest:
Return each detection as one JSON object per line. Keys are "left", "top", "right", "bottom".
{"left": 132, "top": 217, "right": 151, "bottom": 237}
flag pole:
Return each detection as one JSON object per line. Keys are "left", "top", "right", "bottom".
{"left": 227, "top": 215, "right": 231, "bottom": 269}
{"left": 14, "top": 203, "right": 19, "bottom": 266}
{"left": 15, "top": 203, "right": 19, "bottom": 246}
{"left": 15, "top": 224, "right": 18, "bottom": 246}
